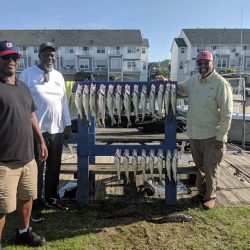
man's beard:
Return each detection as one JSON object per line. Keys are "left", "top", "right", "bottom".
{"left": 43, "top": 64, "right": 53, "bottom": 73}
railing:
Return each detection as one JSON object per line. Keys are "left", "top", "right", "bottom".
{"left": 123, "top": 67, "right": 141, "bottom": 72}
{"left": 92, "top": 67, "right": 108, "bottom": 72}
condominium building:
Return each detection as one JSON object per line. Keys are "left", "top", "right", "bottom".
{"left": 171, "top": 28, "right": 250, "bottom": 81}
{"left": 0, "top": 29, "right": 149, "bottom": 81}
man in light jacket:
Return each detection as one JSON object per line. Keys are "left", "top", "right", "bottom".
{"left": 156, "top": 50, "right": 233, "bottom": 209}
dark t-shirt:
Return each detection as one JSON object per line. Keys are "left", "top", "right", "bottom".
{"left": 0, "top": 80, "right": 36, "bottom": 163}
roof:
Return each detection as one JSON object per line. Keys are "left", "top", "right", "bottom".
{"left": 0, "top": 29, "right": 148, "bottom": 47}
{"left": 174, "top": 38, "right": 187, "bottom": 47}
{"left": 183, "top": 28, "right": 250, "bottom": 45}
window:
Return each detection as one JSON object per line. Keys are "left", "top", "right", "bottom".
{"left": 230, "top": 59, "right": 236, "bottom": 67}
{"left": 111, "top": 58, "right": 121, "bottom": 69}
{"left": 179, "top": 61, "right": 183, "bottom": 69}
{"left": 143, "top": 62, "right": 147, "bottom": 70}
{"left": 115, "top": 46, "right": 120, "bottom": 54}
{"left": 97, "top": 47, "right": 105, "bottom": 53}
{"left": 83, "top": 47, "right": 89, "bottom": 55}
{"left": 216, "top": 57, "right": 228, "bottom": 68}
{"left": 142, "top": 48, "right": 146, "bottom": 54}
{"left": 212, "top": 46, "right": 217, "bottom": 50}
{"left": 94, "top": 60, "right": 106, "bottom": 68}
{"left": 65, "top": 47, "right": 74, "bottom": 53}
{"left": 18, "top": 46, "right": 26, "bottom": 52}
{"left": 127, "top": 46, "right": 136, "bottom": 54}
{"left": 34, "top": 60, "right": 39, "bottom": 65}
{"left": 243, "top": 46, "right": 247, "bottom": 51}
{"left": 79, "top": 58, "right": 89, "bottom": 69}
{"left": 34, "top": 46, "right": 39, "bottom": 53}
{"left": 246, "top": 58, "right": 250, "bottom": 69}
{"left": 127, "top": 61, "right": 137, "bottom": 69}
{"left": 181, "top": 48, "right": 185, "bottom": 53}
{"left": 18, "top": 58, "right": 26, "bottom": 69}
{"left": 64, "top": 60, "right": 75, "bottom": 69}
{"left": 231, "top": 46, "right": 236, "bottom": 53}
{"left": 197, "top": 46, "right": 205, "bottom": 52}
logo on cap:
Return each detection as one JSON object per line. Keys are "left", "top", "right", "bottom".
{"left": 6, "top": 42, "right": 13, "bottom": 48}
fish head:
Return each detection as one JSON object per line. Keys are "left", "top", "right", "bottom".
{"left": 108, "top": 84, "right": 114, "bottom": 94}
{"left": 116, "top": 84, "right": 122, "bottom": 94}
{"left": 167, "top": 149, "right": 172, "bottom": 157}
{"left": 158, "top": 148, "right": 163, "bottom": 156}
{"left": 76, "top": 84, "right": 83, "bottom": 94}
{"left": 90, "top": 83, "right": 96, "bottom": 93}
{"left": 171, "top": 84, "right": 176, "bottom": 93}
{"left": 115, "top": 149, "right": 121, "bottom": 157}
{"left": 99, "top": 84, "right": 106, "bottom": 95}
{"left": 159, "top": 84, "right": 164, "bottom": 93}
{"left": 149, "top": 149, "right": 155, "bottom": 157}
{"left": 166, "top": 83, "right": 171, "bottom": 92}
{"left": 125, "top": 84, "right": 130, "bottom": 95}
{"left": 141, "top": 149, "right": 146, "bottom": 156}
{"left": 83, "top": 84, "right": 89, "bottom": 94}
{"left": 151, "top": 84, "right": 156, "bottom": 93}
{"left": 142, "top": 84, "right": 147, "bottom": 94}
{"left": 134, "top": 84, "right": 139, "bottom": 93}
{"left": 132, "top": 149, "right": 137, "bottom": 156}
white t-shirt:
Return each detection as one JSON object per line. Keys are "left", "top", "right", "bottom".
{"left": 19, "top": 65, "right": 71, "bottom": 134}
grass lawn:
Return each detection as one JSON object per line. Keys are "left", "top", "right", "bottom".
{"left": 2, "top": 200, "right": 250, "bottom": 250}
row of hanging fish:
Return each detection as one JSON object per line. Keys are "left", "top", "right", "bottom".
{"left": 114, "top": 148, "right": 178, "bottom": 184}
{"left": 74, "top": 83, "right": 177, "bottom": 128}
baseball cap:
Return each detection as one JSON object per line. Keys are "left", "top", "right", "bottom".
{"left": 39, "top": 42, "right": 57, "bottom": 53}
{"left": 0, "top": 40, "right": 20, "bottom": 56}
{"left": 196, "top": 50, "right": 213, "bottom": 62}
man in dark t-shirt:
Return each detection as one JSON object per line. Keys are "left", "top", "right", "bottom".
{"left": 0, "top": 40, "right": 48, "bottom": 248}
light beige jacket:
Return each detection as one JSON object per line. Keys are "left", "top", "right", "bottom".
{"left": 178, "top": 70, "right": 233, "bottom": 142}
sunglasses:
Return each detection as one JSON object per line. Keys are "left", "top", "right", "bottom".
{"left": 197, "top": 61, "right": 210, "bottom": 67}
{"left": 0, "top": 54, "right": 20, "bottom": 61}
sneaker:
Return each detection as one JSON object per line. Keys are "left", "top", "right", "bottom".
{"left": 31, "top": 210, "right": 45, "bottom": 223}
{"left": 45, "top": 198, "right": 69, "bottom": 211}
{"left": 15, "top": 227, "right": 46, "bottom": 247}
{"left": 203, "top": 198, "right": 216, "bottom": 209}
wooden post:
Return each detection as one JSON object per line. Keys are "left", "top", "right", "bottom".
{"left": 76, "top": 116, "right": 89, "bottom": 205}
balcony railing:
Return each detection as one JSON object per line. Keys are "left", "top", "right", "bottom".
{"left": 108, "top": 50, "right": 121, "bottom": 55}
{"left": 76, "top": 51, "right": 91, "bottom": 56}
{"left": 92, "top": 67, "right": 108, "bottom": 72}
{"left": 123, "top": 67, "right": 141, "bottom": 72}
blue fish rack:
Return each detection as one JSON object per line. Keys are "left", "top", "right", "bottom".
{"left": 76, "top": 81, "right": 177, "bottom": 205}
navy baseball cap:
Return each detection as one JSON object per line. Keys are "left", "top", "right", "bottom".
{"left": 0, "top": 40, "right": 20, "bottom": 56}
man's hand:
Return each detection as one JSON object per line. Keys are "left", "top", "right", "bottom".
{"left": 64, "top": 126, "right": 72, "bottom": 141}
{"left": 154, "top": 75, "right": 168, "bottom": 81}
{"left": 215, "top": 140, "right": 224, "bottom": 150}
{"left": 39, "top": 143, "right": 48, "bottom": 161}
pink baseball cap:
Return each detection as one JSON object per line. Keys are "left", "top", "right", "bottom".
{"left": 196, "top": 50, "right": 213, "bottom": 62}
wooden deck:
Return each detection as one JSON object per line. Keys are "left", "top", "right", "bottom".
{"left": 60, "top": 129, "right": 250, "bottom": 205}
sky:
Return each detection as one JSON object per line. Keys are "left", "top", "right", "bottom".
{"left": 1, "top": 0, "right": 250, "bottom": 61}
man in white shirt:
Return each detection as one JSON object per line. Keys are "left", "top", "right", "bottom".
{"left": 19, "top": 42, "right": 72, "bottom": 219}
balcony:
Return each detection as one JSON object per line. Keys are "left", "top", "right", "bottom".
{"left": 123, "top": 67, "right": 141, "bottom": 72}
{"left": 214, "top": 49, "right": 231, "bottom": 55}
{"left": 108, "top": 50, "right": 121, "bottom": 55}
{"left": 92, "top": 67, "right": 108, "bottom": 72}
{"left": 76, "top": 51, "right": 91, "bottom": 56}
{"left": 61, "top": 66, "right": 76, "bottom": 73}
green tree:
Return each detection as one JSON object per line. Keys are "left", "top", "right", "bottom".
{"left": 74, "top": 71, "right": 89, "bottom": 81}
{"left": 153, "top": 68, "right": 170, "bottom": 79}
